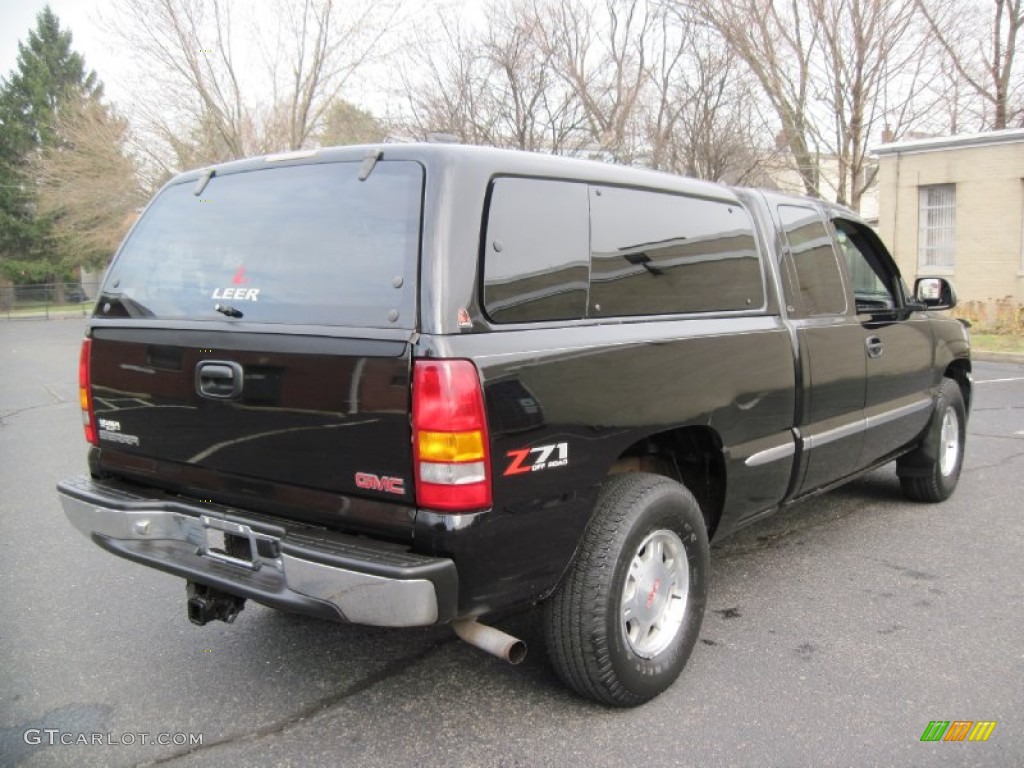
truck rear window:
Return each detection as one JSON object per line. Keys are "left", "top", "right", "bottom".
{"left": 98, "top": 160, "right": 422, "bottom": 328}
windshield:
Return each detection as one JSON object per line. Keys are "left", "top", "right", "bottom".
{"left": 97, "top": 159, "right": 422, "bottom": 328}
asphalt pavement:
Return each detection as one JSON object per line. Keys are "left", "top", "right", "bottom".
{"left": 1, "top": 318, "right": 1021, "bottom": 768}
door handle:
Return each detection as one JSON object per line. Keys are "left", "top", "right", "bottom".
{"left": 865, "top": 336, "right": 884, "bottom": 359}
{"left": 196, "top": 360, "right": 244, "bottom": 399}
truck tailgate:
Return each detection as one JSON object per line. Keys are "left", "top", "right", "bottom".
{"left": 89, "top": 326, "right": 414, "bottom": 511}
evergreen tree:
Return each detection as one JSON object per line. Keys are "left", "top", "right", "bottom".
{"left": 0, "top": 6, "right": 101, "bottom": 282}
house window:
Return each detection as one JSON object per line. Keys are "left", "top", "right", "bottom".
{"left": 918, "top": 184, "right": 955, "bottom": 268}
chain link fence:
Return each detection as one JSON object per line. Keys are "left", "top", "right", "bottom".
{"left": 0, "top": 280, "right": 103, "bottom": 319}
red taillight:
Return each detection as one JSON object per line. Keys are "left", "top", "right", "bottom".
{"left": 79, "top": 339, "right": 98, "bottom": 446}
{"left": 412, "top": 360, "right": 492, "bottom": 511}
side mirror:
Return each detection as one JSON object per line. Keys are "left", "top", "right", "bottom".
{"left": 914, "top": 277, "right": 957, "bottom": 311}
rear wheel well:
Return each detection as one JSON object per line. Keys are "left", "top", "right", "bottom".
{"left": 608, "top": 427, "right": 725, "bottom": 538}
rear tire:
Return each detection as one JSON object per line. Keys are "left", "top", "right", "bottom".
{"left": 898, "top": 378, "right": 966, "bottom": 503}
{"left": 544, "top": 472, "right": 710, "bottom": 706}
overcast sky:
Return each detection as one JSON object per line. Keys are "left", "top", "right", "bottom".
{"left": 0, "top": 1, "right": 134, "bottom": 102}
{"left": 0, "top": 0, "right": 486, "bottom": 121}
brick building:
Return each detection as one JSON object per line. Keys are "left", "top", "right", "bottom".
{"left": 873, "top": 129, "right": 1024, "bottom": 319}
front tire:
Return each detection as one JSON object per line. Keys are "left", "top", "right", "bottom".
{"left": 544, "top": 473, "right": 710, "bottom": 706}
{"left": 898, "top": 377, "right": 967, "bottom": 502}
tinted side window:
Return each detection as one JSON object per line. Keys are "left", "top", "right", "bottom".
{"left": 589, "top": 186, "right": 763, "bottom": 317}
{"left": 778, "top": 204, "right": 846, "bottom": 316}
{"left": 483, "top": 178, "right": 590, "bottom": 323}
{"left": 833, "top": 217, "right": 897, "bottom": 311}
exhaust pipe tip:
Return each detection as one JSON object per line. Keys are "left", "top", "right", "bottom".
{"left": 505, "top": 639, "right": 528, "bottom": 665}
{"left": 452, "top": 619, "right": 527, "bottom": 665}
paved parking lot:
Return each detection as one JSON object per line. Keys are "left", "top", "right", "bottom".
{"left": 1, "top": 318, "right": 1022, "bottom": 767}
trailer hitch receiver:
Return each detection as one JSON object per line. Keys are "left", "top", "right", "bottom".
{"left": 186, "top": 581, "right": 246, "bottom": 626}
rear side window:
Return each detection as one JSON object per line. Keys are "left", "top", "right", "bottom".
{"left": 590, "top": 186, "right": 763, "bottom": 316}
{"left": 482, "top": 178, "right": 590, "bottom": 323}
{"left": 482, "top": 178, "right": 765, "bottom": 323}
{"left": 99, "top": 160, "right": 422, "bottom": 328}
{"left": 778, "top": 204, "right": 846, "bottom": 316}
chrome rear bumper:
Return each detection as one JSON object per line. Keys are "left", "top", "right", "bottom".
{"left": 57, "top": 476, "right": 457, "bottom": 627}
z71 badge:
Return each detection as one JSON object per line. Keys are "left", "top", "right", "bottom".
{"left": 504, "top": 442, "right": 569, "bottom": 476}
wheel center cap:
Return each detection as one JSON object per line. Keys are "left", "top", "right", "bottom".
{"left": 645, "top": 577, "right": 661, "bottom": 610}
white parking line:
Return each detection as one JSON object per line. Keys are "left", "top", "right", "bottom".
{"left": 975, "top": 377, "right": 1024, "bottom": 385}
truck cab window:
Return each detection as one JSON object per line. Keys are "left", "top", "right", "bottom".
{"left": 832, "top": 218, "right": 897, "bottom": 313}
{"left": 777, "top": 205, "right": 847, "bottom": 316}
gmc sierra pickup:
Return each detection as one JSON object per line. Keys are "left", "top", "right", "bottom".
{"left": 58, "top": 144, "right": 970, "bottom": 706}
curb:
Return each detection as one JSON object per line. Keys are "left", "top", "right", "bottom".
{"left": 972, "top": 350, "right": 1024, "bottom": 365}
{"left": 1, "top": 312, "right": 90, "bottom": 321}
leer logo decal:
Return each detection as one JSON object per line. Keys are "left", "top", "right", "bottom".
{"left": 354, "top": 472, "right": 406, "bottom": 495}
{"left": 211, "top": 287, "right": 260, "bottom": 302}
{"left": 504, "top": 442, "right": 569, "bottom": 476}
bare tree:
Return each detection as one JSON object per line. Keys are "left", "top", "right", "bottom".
{"left": 263, "top": 0, "right": 401, "bottom": 150}
{"left": 393, "top": 13, "right": 496, "bottom": 145}
{"left": 109, "top": 0, "right": 250, "bottom": 163}
{"left": 480, "top": 0, "right": 586, "bottom": 152}
{"left": 915, "top": 0, "right": 1023, "bottom": 130}
{"left": 34, "top": 96, "right": 145, "bottom": 269}
{"left": 536, "top": 0, "right": 653, "bottom": 162}
{"left": 690, "top": 0, "right": 823, "bottom": 197}
{"left": 812, "top": 0, "right": 926, "bottom": 210}
{"left": 393, "top": 0, "right": 587, "bottom": 152}
{"left": 393, "top": 0, "right": 777, "bottom": 180}
{"left": 691, "top": 0, "right": 927, "bottom": 211}
{"left": 105, "top": 0, "right": 401, "bottom": 172}
{"left": 644, "top": 3, "right": 775, "bottom": 183}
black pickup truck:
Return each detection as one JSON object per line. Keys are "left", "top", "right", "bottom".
{"left": 58, "top": 144, "right": 970, "bottom": 706}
